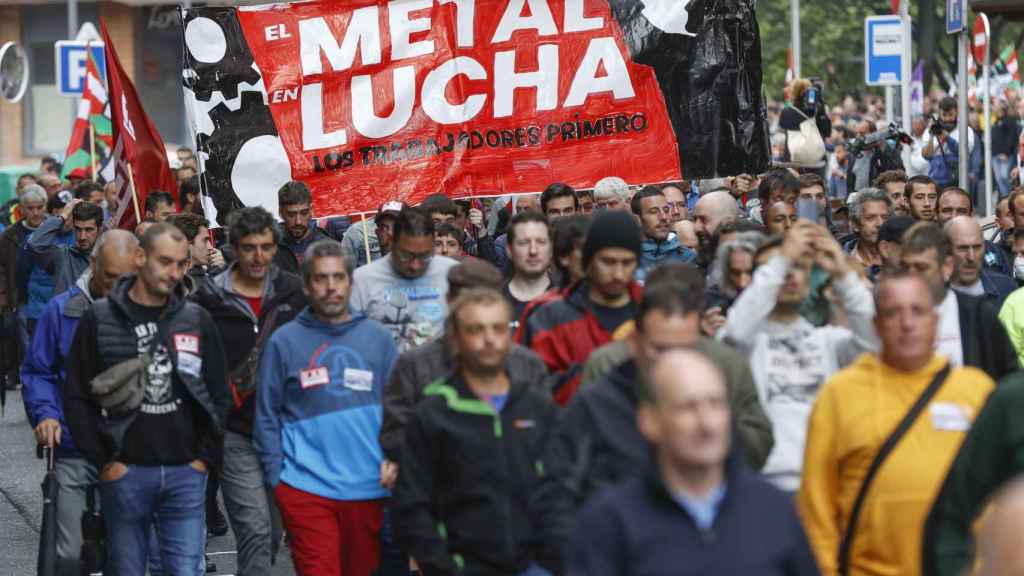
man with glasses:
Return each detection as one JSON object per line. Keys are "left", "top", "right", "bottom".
{"left": 351, "top": 207, "right": 459, "bottom": 352}
{"left": 660, "top": 182, "right": 689, "bottom": 223}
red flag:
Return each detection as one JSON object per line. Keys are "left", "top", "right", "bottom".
{"left": 100, "top": 19, "right": 177, "bottom": 230}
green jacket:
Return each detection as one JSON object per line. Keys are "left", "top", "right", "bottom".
{"left": 923, "top": 373, "right": 1024, "bottom": 576}
{"left": 580, "top": 338, "right": 773, "bottom": 470}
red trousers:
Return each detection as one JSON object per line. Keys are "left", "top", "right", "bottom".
{"left": 274, "top": 482, "right": 384, "bottom": 576}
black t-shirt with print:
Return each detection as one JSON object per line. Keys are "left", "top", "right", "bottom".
{"left": 591, "top": 301, "right": 635, "bottom": 336}
{"left": 117, "top": 298, "right": 198, "bottom": 466}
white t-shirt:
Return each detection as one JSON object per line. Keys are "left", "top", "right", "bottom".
{"left": 935, "top": 290, "right": 964, "bottom": 367}
{"left": 952, "top": 280, "right": 985, "bottom": 298}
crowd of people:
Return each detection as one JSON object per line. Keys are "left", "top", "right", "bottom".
{"left": 5, "top": 86, "right": 1024, "bottom": 576}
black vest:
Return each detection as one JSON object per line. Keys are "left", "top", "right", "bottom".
{"left": 91, "top": 296, "right": 222, "bottom": 450}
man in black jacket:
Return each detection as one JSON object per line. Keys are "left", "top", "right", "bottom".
{"left": 901, "top": 221, "right": 1018, "bottom": 380}
{"left": 379, "top": 259, "right": 548, "bottom": 480}
{"left": 65, "top": 223, "right": 229, "bottom": 576}
{"left": 273, "top": 181, "right": 332, "bottom": 274}
{"left": 393, "top": 288, "right": 562, "bottom": 576}
{"left": 190, "top": 206, "right": 306, "bottom": 576}
{"left": 566, "top": 349, "right": 818, "bottom": 576}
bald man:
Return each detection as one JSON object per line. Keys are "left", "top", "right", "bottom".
{"left": 567, "top": 350, "right": 817, "bottom": 576}
{"left": 945, "top": 216, "right": 1017, "bottom": 307}
{"left": 693, "top": 191, "right": 739, "bottom": 270}
{"left": 21, "top": 229, "right": 139, "bottom": 573}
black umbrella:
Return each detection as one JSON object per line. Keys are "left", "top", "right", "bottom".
{"left": 37, "top": 444, "right": 58, "bottom": 576}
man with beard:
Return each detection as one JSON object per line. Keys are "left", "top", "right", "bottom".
{"left": 520, "top": 210, "right": 643, "bottom": 405}
{"left": 28, "top": 198, "right": 104, "bottom": 294}
{"left": 692, "top": 191, "right": 739, "bottom": 272}
{"left": 350, "top": 208, "right": 459, "bottom": 352}
{"left": 393, "top": 288, "right": 562, "bottom": 576}
{"left": 873, "top": 170, "right": 910, "bottom": 217}
{"left": 633, "top": 186, "right": 695, "bottom": 282}
{"left": 274, "top": 181, "right": 333, "bottom": 275}
{"left": 900, "top": 222, "right": 1017, "bottom": 380}
{"left": 945, "top": 216, "right": 1016, "bottom": 307}
{"left": 255, "top": 240, "right": 396, "bottom": 575}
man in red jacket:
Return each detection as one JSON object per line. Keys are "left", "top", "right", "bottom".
{"left": 519, "top": 210, "right": 642, "bottom": 404}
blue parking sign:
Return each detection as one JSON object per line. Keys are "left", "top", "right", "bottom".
{"left": 55, "top": 42, "right": 105, "bottom": 96}
{"left": 865, "top": 16, "right": 903, "bottom": 86}
{"left": 946, "top": 0, "right": 965, "bottom": 34}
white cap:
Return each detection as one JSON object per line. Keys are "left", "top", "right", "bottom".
{"left": 594, "top": 176, "right": 630, "bottom": 200}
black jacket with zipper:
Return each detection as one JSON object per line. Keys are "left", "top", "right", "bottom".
{"left": 189, "top": 263, "right": 306, "bottom": 437}
{"left": 64, "top": 275, "right": 230, "bottom": 469}
{"left": 393, "top": 371, "right": 564, "bottom": 576}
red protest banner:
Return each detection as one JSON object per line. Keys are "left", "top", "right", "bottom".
{"left": 183, "top": 0, "right": 690, "bottom": 218}
{"left": 102, "top": 19, "right": 178, "bottom": 230}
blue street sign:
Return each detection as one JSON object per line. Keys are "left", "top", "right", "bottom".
{"left": 865, "top": 15, "right": 903, "bottom": 86}
{"left": 55, "top": 42, "right": 105, "bottom": 96}
{"left": 946, "top": 0, "right": 965, "bottom": 35}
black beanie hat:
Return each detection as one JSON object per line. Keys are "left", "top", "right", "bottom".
{"left": 583, "top": 210, "right": 643, "bottom": 267}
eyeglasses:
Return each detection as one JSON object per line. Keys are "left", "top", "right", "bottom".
{"left": 394, "top": 249, "right": 433, "bottom": 264}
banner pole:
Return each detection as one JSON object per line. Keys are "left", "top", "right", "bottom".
{"left": 127, "top": 169, "right": 142, "bottom": 225}
{"left": 89, "top": 123, "right": 98, "bottom": 182}
{"left": 361, "top": 217, "right": 372, "bottom": 263}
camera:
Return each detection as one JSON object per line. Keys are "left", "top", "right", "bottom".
{"left": 928, "top": 113, "right": 955, "bottom": 137}
{"left": 803, "top": 78, "right": 825, "bottom": 114}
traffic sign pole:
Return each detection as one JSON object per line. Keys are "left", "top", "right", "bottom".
{"left": 977, "top": 13, "right": 992, "bottom": 216}
{"left": 959, "top": 29, "right": 969, "bottom": 192}
{"left": 900, "top": 0, "right": 912, "bottom": 169}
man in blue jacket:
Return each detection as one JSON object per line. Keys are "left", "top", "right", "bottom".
{"left": 21, "top": 229, "right": 138, "bottom": 573}
{"left": 632, "top": 186, "right": 695, "bottom": 283}
{"left": 255, "top": 239, "right": 397, "bottom": 576}
{"left": 567, "top": 349, "right": 818, "bottom": 576}
{"left": 946, "top": 216, "right": 1017, "bottom": 308}
{"left": 27, "top": 198, "right": 104, "bottom": 295}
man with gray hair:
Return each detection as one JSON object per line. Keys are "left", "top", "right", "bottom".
{"left": 21, "top": 229, "right": 138, "bottom": 573}
{"left": 254, "top": 239, "right": 397, "bottom": 575}
{"left": 0, "top": 184, "right": 47, "bottom": 389}
{"left": 843, "top": 187, "right": 891, "bottom": 279}
{"left": 594, "top": 176, "right": 631, "bottom": 211}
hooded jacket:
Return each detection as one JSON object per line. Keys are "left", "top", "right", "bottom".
{"left": 392, "top": 372, "right": 563, "bottom": 576}
{"left": 64, "top": 275, "right": 230, "bottom": 469}
{"left": 567, "top": 454, "right": 819, "bottom": 576}
{"left": 20, "top": 271, "right": 95, "bottom": 459}
{"left": 253, "top": 309, "right": 396, "bottom": 501}
{"left": 190, "top": 263, "right": 306, "bottom": 437}
{"left": 379, "top": 337, "right": 549, "bottom": 461}
{"left": 273, "top": 222, "right": 334, "bottom": 275}
{"left": 635, "top": 235, "right": 696, "bottom": 283}
{"left": 28, "top": 215, "right": 90, "bottom": 295}
{"left": 519, "top": 280, "right": 643, "bottom": 405}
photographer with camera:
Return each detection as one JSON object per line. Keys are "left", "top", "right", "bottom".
{"left": 780, "top": 79, "right": 831, "bottom": 168}
{"left": 923, "top": 97, "right": 975, "bottom": 188}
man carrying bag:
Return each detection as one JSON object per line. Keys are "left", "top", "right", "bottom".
{"left": 796, "top": 272, "right": 995, "bottom": 576}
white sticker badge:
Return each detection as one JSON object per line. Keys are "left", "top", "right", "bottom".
{"left": 299, "top": 367, "right": 330, "bottom": 389}
{"left": 343, "top": 368, "right": 374, "bottom": 392}
{"left": 177, "top": 352, "right": 203, "bottom": 378}
{"left": 930, "top": 402, "right": 972, "bottom": 432}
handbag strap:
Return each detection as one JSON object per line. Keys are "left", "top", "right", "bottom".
{"left": 837, "top": 363, "right": 952, "bottom": 575}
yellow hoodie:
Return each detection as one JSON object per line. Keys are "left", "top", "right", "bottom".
{"left": 797, "top": 354, "right": 994, "bottom": 576}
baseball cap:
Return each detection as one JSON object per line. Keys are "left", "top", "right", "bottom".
{"left": 376, "top": 201, "right": 405, "bottom": 222}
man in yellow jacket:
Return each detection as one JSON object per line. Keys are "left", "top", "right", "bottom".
{"left": 797, "top": 272, "right": 995, "bottom": 576}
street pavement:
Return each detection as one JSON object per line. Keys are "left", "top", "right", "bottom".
{"left": 0, "top": 401, "right": 295, "bottom": 575}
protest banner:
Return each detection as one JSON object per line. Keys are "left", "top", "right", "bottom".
{"left": 182, "top": 0, "right": 768, "bottom": 220}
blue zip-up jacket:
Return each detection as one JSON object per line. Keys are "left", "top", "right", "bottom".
{"left": 636, "top": 235, "right": 695, "bottom": 283}
{"left": 980, "top": 269, "right": 1018, "bottom": 309}
{"left": 20, "top": 272, "right": 94, "bottom": 458}
{"left": 254, "top": 308, "right": 397, "bottom": 501}
{"left": 16, "top": 223, "right": 71, "bottom": 319}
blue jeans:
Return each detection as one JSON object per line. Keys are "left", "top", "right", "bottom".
{"left": 995, "top": 155, "right": 1013, "bottom": 197}
{"left": 100, "top": 464, "right": 207, "bottom": 576}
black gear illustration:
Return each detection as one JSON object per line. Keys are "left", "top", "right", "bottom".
{"left": 198, "top": 91, "right": 279, "bottom": 225}
{"left": 180, "top": 7, "right": 261, "bottom": 102}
